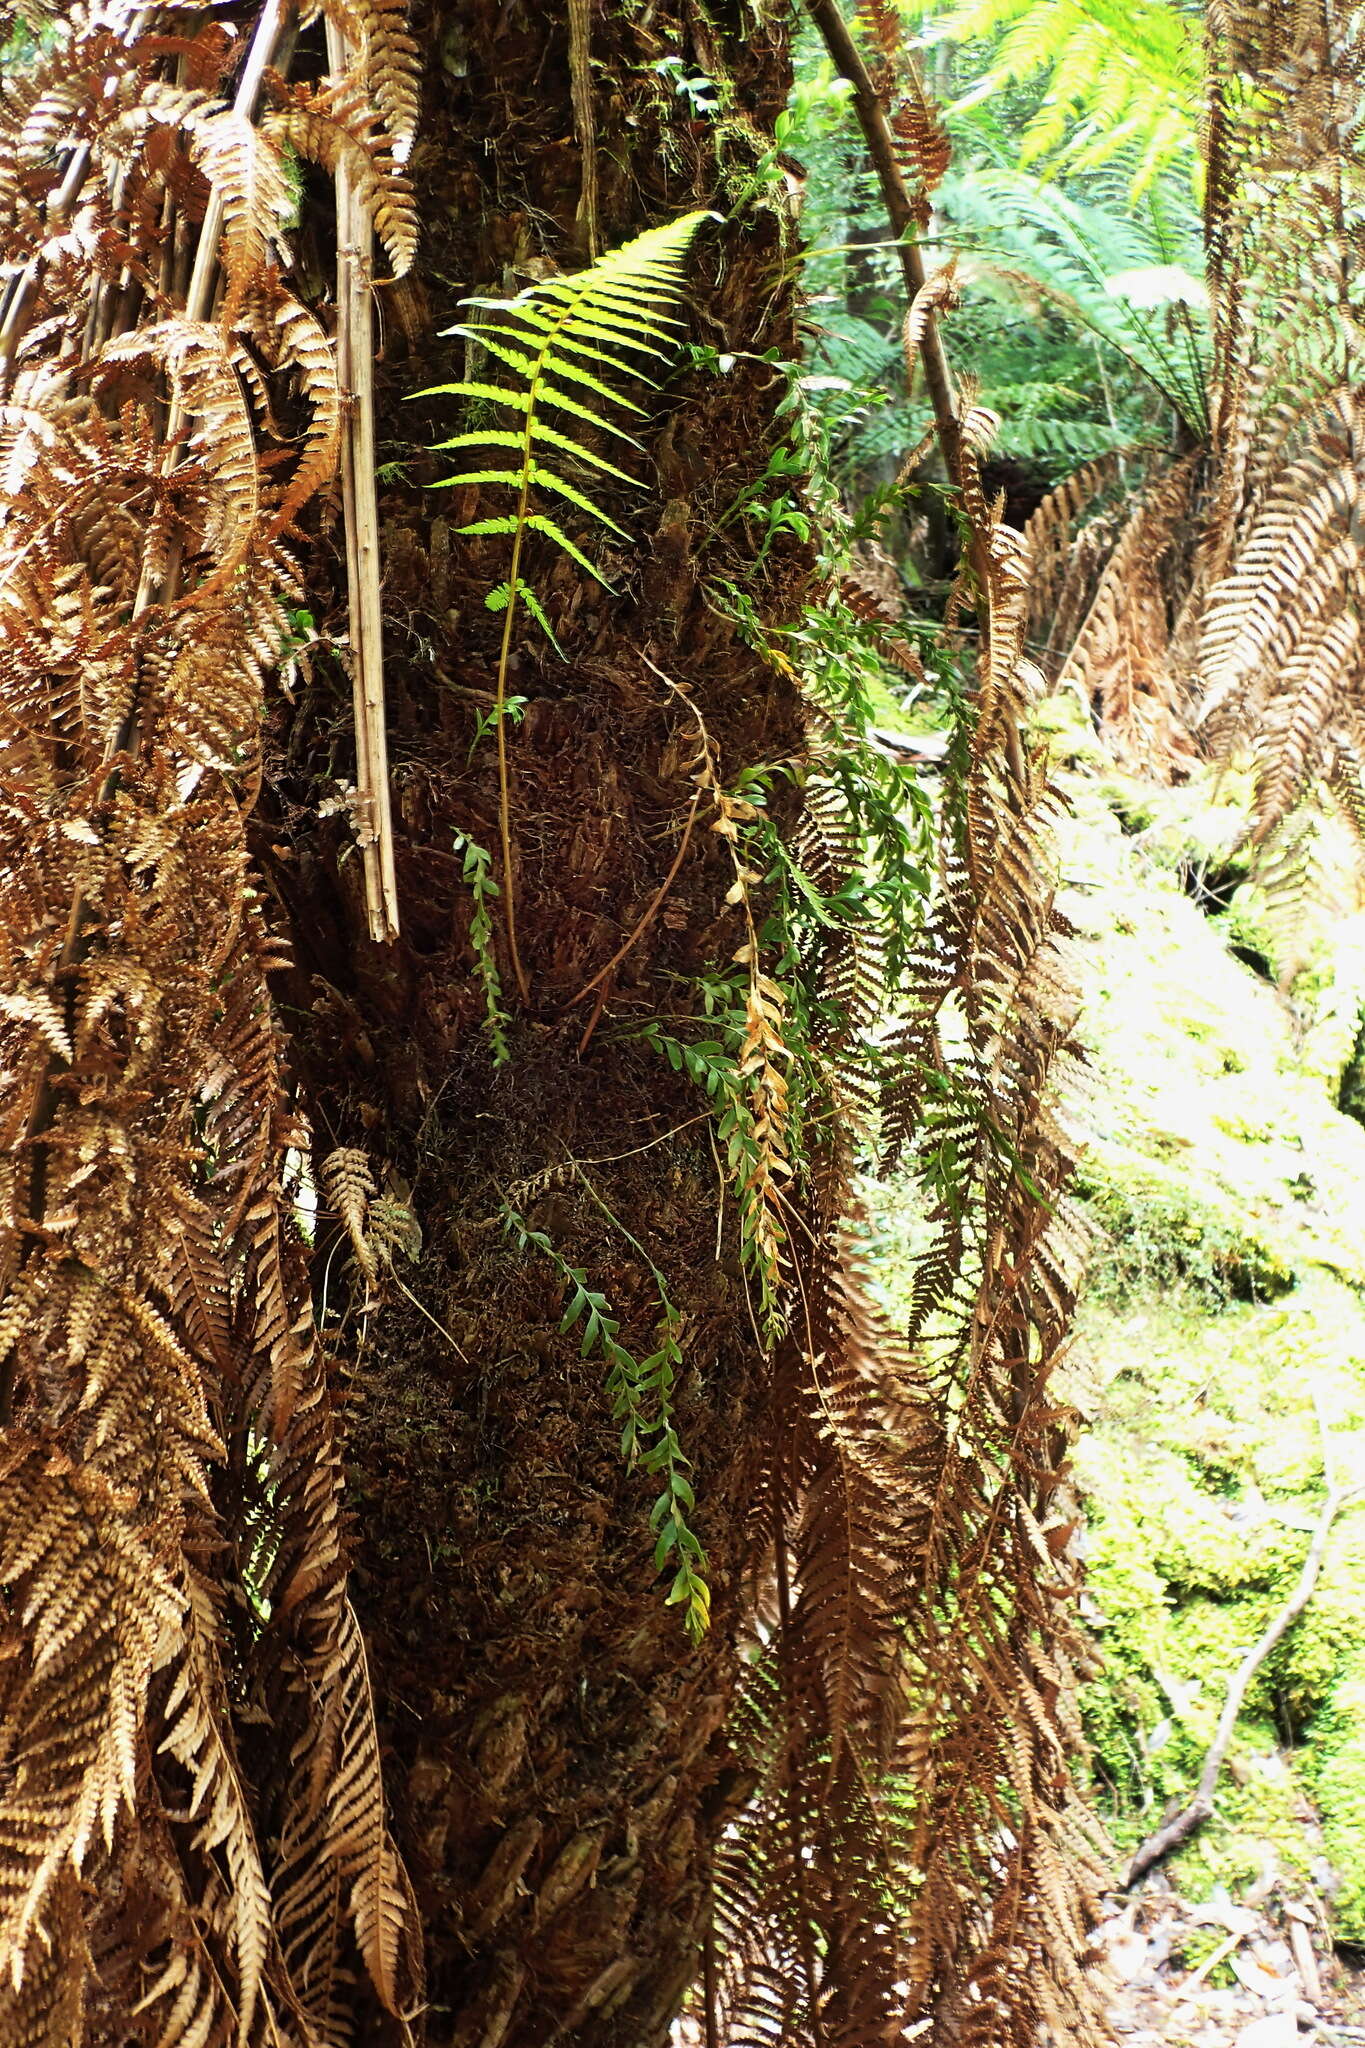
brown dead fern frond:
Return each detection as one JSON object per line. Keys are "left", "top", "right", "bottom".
{"left": 707, "top": 1178, "right": 939, "bottom": 2048}
{"left": 0, "top": 5, "right": 421, "bottom": 2037}
{"left": 698, "top": 411, "right": 1107, "bottom": 2048}
{"left": 1193, "top": 1, "right": 1365, "bottom": 835}
{"left": 1011, "top": 4, "right": 1365, "bottom": 882}
{"left": 882, "top": 419, "right": 1111, "bottom": 2048}
{"left": 1023, "top": 450, "right": 1145, "bottom": 679}
{"left": 1052, "top": 453, "right": 1203, "bottom": 779}
{"left": 321, "top": 1142, "right": 381, "bottom": 1283}
{"left": 855, "top": 0, "right": 952, "bottom": 219}
{"left": 693, "top": 22, "right": 1112, "bottom": 2044}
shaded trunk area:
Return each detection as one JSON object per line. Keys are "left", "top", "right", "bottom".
{"left": 258, "top": 4, "right": 812, "bottom": 2040}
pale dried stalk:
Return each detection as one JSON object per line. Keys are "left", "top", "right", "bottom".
{"left": 568, "top": 0, "right": 599, "bottom": 256}
{"left": 326, "top": 16, "right": 401, "bottom": 944}
{"left": 187, "top": 0, "right": 290, "bottom": 326}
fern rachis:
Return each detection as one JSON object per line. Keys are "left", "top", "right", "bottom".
{"left": 416, "top": 210, "right": 713, "bottom": 1002}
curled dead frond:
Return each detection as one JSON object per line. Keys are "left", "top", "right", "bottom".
{"left": 1052, "top": 453, "right": 1203, "bottom": 778}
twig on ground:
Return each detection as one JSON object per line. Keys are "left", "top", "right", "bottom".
{"left": 1126, "top": 1403, "right": 1364, "bottom": 1886}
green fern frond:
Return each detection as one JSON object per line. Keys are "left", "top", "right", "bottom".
{"left": 413, "top": 208, "right": 714, "bottom": 1003}
{"left": 487, "top": 578, "right": 562, "bottom": 655}
{"left": 913, "top": 0, "right": 1202, "bottom": 191}
{"left": 942, "top": 165, "right": 1211, "bottom": 432}
{"left": 429, "top": 425, "right": 638, "bottom": 484}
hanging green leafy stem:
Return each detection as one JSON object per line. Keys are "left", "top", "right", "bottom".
{"left": 413, "top": 208, "right": 716, "bottom": 1004}
{"left": 501, "top": 1194, "right": 710, "bottom": 1640}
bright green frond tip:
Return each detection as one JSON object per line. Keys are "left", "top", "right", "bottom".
{"left": 924, "top": 0, "right": 1202, "bottom": 193}
{"left": 414, "top": 208, "right": 717, "bottom": 641}
{"left": 412, "top": 209, "right": 716, "bottom": 1007}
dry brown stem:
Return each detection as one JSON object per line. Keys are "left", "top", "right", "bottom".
{"left": 326, "top": 13, "right": 401, "bottom": 943}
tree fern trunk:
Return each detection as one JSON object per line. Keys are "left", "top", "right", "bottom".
{"left": 261, "top": 4, "right": 810, "bottom": 2041}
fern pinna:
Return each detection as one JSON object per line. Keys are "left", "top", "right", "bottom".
{"left": 417, "top": 208, "right": 712, "bottom": 1000}
{"left": 689, "top": 15, "right": 1112, "bottom": 2046}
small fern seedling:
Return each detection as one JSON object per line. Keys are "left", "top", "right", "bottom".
{"left": 415, "top": 209, "right": 715, "bottom": 1000}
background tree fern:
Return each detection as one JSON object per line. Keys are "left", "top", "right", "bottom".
{"left": 942, "top": 161, "right": 1211, "bottom": 435}
{"left": 912, "top": 0, "right": 1202, "bottom": 191}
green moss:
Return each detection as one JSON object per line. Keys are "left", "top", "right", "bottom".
{"left": 868, "top": 751, "right": 1365, "bottom": 1929}
{"left": 1305, "top": 1676, "right": 1365, "bottom": 1940}
{"left": 1009, "top": 758, "right": 1365, "bottom": 1928}
{"left": 1175, "top": 1764, "right": 1319, "bottom": 1898}
{"left": 1173, "top": 1923, "right": 1240, "bottom": 1986}
{"left": 1278, "top": 1508, "right": 1365, "bottom": 1715}
{"left": 1077, "top": 1147, "right": 1295, "bottom": 1302}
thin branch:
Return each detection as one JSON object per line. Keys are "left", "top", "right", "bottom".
{"left": 801, "top": 0, "right": 1000, "bottom": 671}
{"left": 326, "top": 16, "right": 402, "bottom": 944}
{"left": 562, "top": 789, "right": 702, "bottom": 1010}
{"left": 800, "top": 0, "right": 963, "bottom": 485}
{"left": 1127, "top": 1424, "right": 1365, "bottom": 1885}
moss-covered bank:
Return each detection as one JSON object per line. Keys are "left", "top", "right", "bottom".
{"left": 1060, "top": 739, "right": 1365, "bottom": 1933}
{"left": 878, "top": 717, "right": 1365, "bottom": 1938}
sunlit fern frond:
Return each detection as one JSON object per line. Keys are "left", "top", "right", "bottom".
{"left": 414, "top": 208, "right": 714, "bottom": 997}
{"left": 421, "top": 208, "right": 715, "bottom": 606}
{"left": 918, "top": 0, "right": 1202, "bottom": 193}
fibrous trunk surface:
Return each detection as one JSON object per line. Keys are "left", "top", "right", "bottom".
{"left": 262, "top": 5, "right": 811, "bottom": 2041}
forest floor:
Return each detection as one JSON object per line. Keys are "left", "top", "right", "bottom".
{"left": 1050, "top": 714, "right": 1365, "bottom": 2046}
{"left": 1095, "top": 1883, "right": 1365, "bottom": 2047}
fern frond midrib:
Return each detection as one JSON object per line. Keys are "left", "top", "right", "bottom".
{"left": 426, "top": 210, "right": 711, "bottom": 1006}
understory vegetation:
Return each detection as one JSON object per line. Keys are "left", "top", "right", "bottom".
{"left": 1065, "top": 751, "right": 1365, "bottom": 1940}
{"left": 1, "top": 0, "right": 1362, "bottom": 2042}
